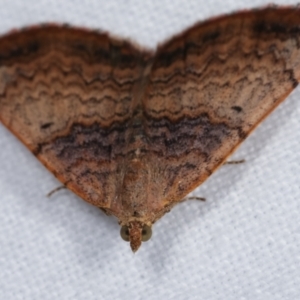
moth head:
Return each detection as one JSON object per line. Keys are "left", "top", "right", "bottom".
{"left": 120, "top": 221, "right": 152, "bottom": 252}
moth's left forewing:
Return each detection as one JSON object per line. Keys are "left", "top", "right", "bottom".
{"left": 143, "top": 7, "right": 300, "bottom": 205}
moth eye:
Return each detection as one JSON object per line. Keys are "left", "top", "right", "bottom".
{"left": 120, "top": 225, "right": 130, "bottom": 242}
{"left": 141, "top": 225, "right": 152, "bottom": 242}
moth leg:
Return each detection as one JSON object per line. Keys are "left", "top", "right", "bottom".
{"left": 99, "top": 207, "right": 112, "bottom": 216}
{"left": 223, "top": 159, "right": 245, "bottom": 165}
{"left": 184, "top": 196, "right": 206, "bottom": 201}
{"left": 47, "top": 185, "right": 66, "bottom": 197}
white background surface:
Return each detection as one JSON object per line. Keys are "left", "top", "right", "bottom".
{"left": 0, "top": 1, "right": 300, "bottom": 299}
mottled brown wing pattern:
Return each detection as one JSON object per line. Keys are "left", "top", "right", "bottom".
{"left": 143, "top": 8, "right": 300, "bottom": 206}
{"left": 0, "top": 7, "right": 300, "bottom": 251}
{"left": 0, "top": 26, "right": 151, "bottom": 209}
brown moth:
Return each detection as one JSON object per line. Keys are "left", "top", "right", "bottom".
{"left": 0, "top": 6, "right": 300, "bottom": 252}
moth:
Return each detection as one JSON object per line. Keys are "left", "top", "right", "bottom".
{"left": 0, "top": 6, "right": 300, "bottom": 251}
